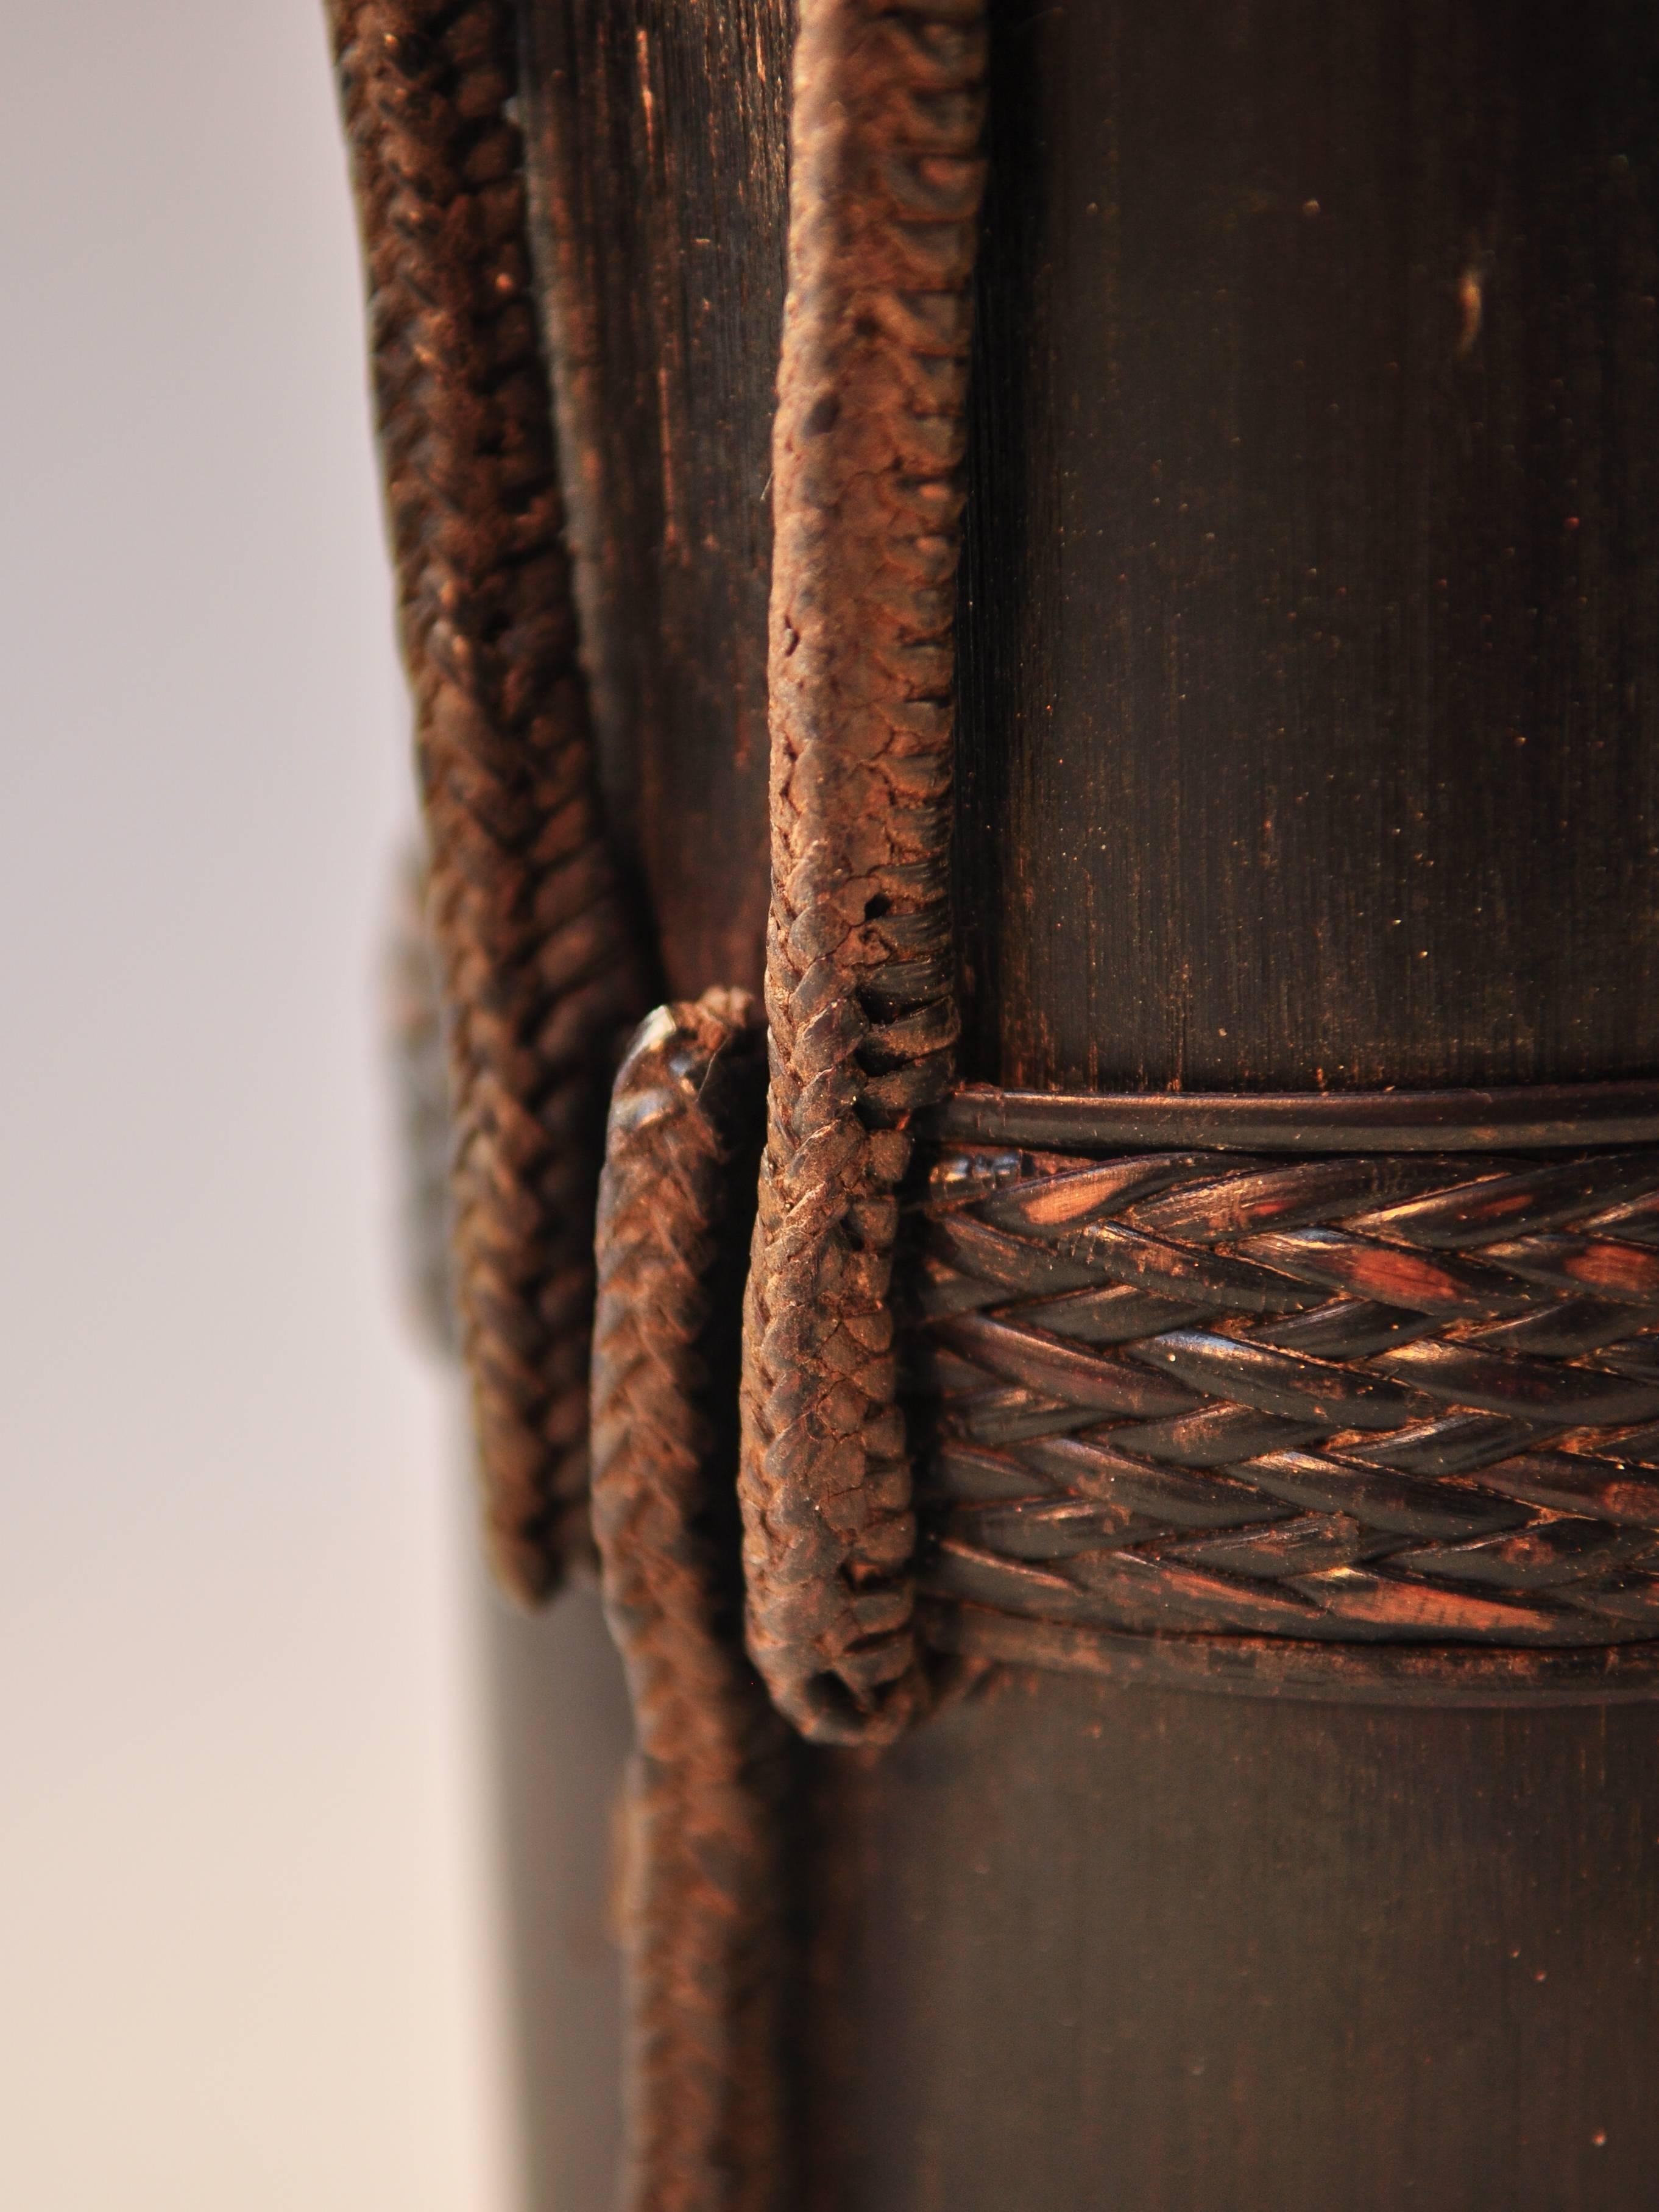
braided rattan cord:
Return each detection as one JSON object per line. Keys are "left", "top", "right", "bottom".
{"left": 738, "top": 0, "right": 989, "bottom": 1745}
{"left": 593, "top": 994, "right": 800, "bottom": 2212}
{"left": 914, "top": 1139, "right": 1659, "bottom": 1672}
{"left": 328, "top": 0, "right": 649, "bottom": 1598}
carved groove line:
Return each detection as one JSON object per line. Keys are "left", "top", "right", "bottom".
{"left": 915, "top": 1141, "right": 1659, "bottom": 1654}
{"left": 328, "top": 0, "right": 648, "bottom": 1597}
{"left": 738, "top": 0, "right": 990, "bottom": 1745}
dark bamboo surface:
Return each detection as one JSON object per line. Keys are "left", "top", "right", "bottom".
{"left": 484, "top": 1589, "right": 628, "bottom": 2210}
{"left": 520, "top": 0, "right": 790, "bottom": 999}
{"left": 955, "top": 0, "right": 1659, "bottom": 1096}
{"left": 508, "top": 0, "right": 1659, "bottom": 2205}
{"left": 808, "top": 1685, "right": 1659, "bottom": 2210}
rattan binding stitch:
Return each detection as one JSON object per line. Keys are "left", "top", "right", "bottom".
{"left": 592, "top": 994, "right": 801, "bottom": 2212}
{"left": 910, "top": 1086, "right": 1659, "bottom": 1700}
{"left": 328, "top": 0, "right": 649, "bottom": 1600}
{"left": 738, "top": 0, "right": 990, "bottom": 1747}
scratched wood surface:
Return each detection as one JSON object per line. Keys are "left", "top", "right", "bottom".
{"left": 512, "top": 0, "right": 1659, "bottom": 2204}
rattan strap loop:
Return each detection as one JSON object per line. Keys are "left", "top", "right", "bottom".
{"left": 592, "top": 995, "right": 799, "bottom": 2212}
{"left": 737, "top": 0, "right": 989, "bottom": 1746}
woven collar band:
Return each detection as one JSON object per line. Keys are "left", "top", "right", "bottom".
{"left": 913, "top": 1078, "right": 1659, "bottom": 1705}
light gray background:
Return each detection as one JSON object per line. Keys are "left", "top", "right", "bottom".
{"left": 2, "top": 8, "right": 515, "bottom": 2205}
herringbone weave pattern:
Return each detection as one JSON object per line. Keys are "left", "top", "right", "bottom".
{"left": 916, "top": 1142, "right": 1659, "bottom": 1648}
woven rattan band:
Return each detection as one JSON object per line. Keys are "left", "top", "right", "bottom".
{"left": 911, "top": 1083, "right": 1659, "bottom": 1702}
